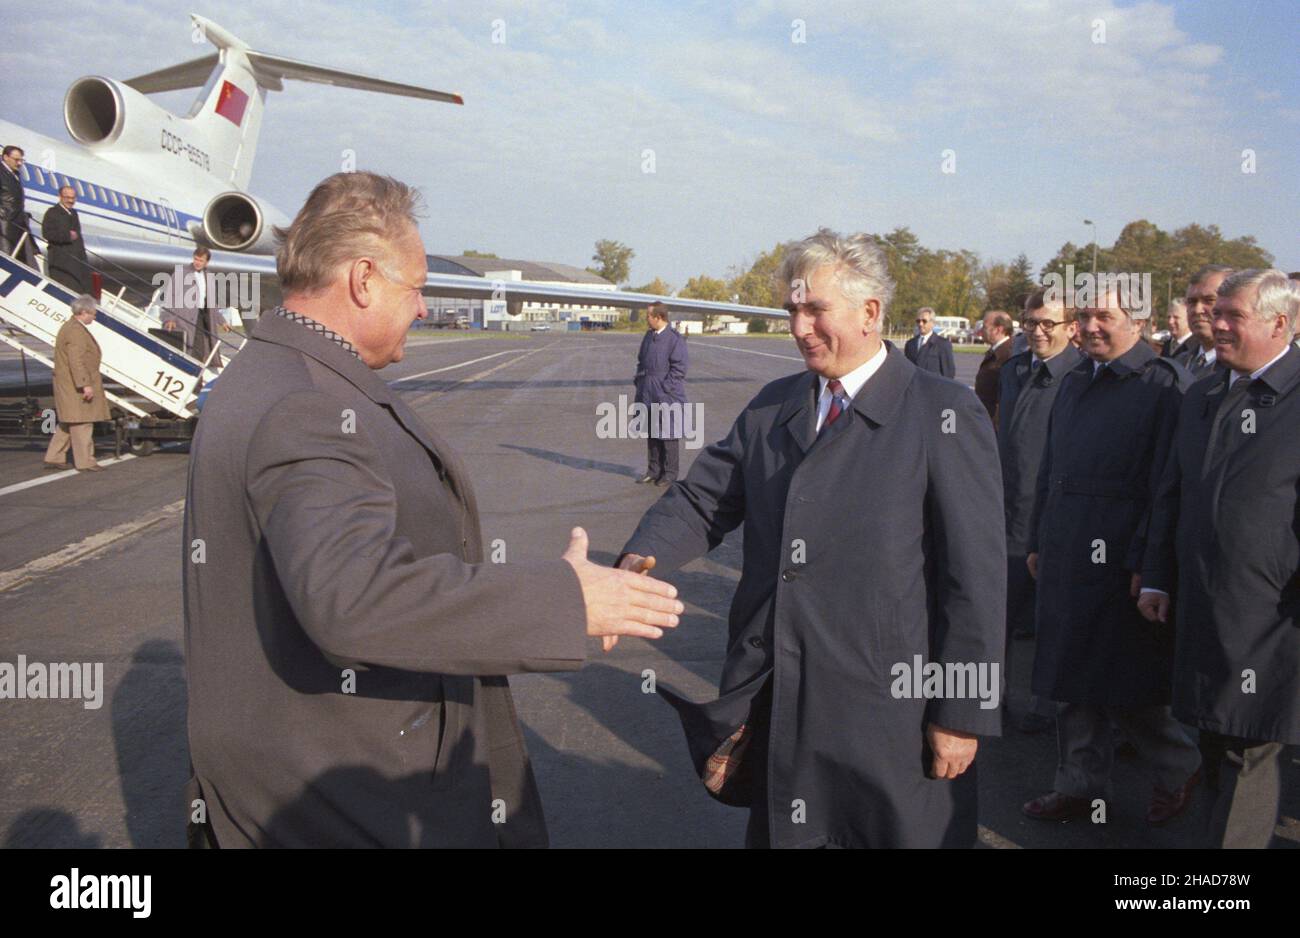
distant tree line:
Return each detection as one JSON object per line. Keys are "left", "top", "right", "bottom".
{"left": 535, "top": 224, "right": 1276, "bottom": 333}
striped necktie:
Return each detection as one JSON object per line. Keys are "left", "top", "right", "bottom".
{"left": 821, "top": 379, "right": 847, "bottom": 434}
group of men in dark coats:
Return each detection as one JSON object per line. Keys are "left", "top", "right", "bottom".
{"left": 993, "top": 265, "right": 1298, "bottom": 848}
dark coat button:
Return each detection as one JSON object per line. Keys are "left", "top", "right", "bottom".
{"left": 781, "top": 569, "right": 797, "bottom": 582}
{"left": 748, "top": 636, "right": 764, "bottom": 649}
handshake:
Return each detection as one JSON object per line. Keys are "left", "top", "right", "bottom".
{"left": 560, "top": 527, "right": 675, "bottom": 653}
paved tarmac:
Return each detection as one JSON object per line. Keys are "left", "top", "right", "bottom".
{"left": 0, "top": 331, "right": 1295, "bottom": 848}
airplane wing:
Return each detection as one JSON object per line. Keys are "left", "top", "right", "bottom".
{"left": 83, "top": 235, "right": 789, "bottom": 319}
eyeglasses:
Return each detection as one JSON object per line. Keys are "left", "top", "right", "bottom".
{"left": 1021, "top": 318, "right": 1067, "bottom": 333}
{"left": 375, "top": 263, "right": 426, "bottom": 296}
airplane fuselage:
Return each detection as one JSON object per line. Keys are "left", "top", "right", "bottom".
{"left": 0, "top": 117, "right": 288, "bottom": 256}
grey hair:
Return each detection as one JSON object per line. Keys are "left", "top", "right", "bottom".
{"left": 1219, "top": 268, "right": 1299, "bottom": 336}
{"left": 70, "top": 294, "right": 96, "bottom": 316}
{"left": 776, "top": 228, "right": 895, "bottom": 326}
{"left": 275, "top": 171, "right": 423, "bottom": 295}
{"left": 917, "top": 306, "right": 936, "bottom": 317}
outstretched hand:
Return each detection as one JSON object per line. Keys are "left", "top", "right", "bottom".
{"left": 561, "top": 530, "right": 679, "bottom": 651}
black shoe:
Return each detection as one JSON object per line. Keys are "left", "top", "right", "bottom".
{"left": 655, "top": 477, "right": 675, "bottom": 487}
{"left": 635, "top": 474, "right": 655, "bottom": 484}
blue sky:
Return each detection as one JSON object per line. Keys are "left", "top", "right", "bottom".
{"left": 4, "top": 0, "right": 1295, "bottom": 287}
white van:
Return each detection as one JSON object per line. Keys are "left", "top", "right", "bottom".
{"left": 933, "top": 316, "right": 971, "bottom": 341}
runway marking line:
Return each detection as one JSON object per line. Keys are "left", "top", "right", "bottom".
{"left": 389, "top": 349, "right": 523, "bottom": 384}
{"left": 0, "top": 454, "right": 138, "bottom": 499}
{"left": 0, "top": 498, "right": 185, "bottom": 592}
{"left": 695, "top": 343, "right": 802, "bottom": 361}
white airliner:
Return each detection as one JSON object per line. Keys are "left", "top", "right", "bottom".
{"left": 1, "top": 13, "right": 783, "bottom": 320}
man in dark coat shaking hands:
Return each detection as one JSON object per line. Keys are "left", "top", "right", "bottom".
{"left": 617, "top": 229, "right": 1006, "bottom": 848}
{"left": 633, "top": 301, "right": 689, "bottom": 486}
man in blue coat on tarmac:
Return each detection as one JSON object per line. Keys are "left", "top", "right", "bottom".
{"left": 633, "top": 302, "right": 689, "bottom": 487}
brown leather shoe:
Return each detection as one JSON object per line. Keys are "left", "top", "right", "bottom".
{"left": 42, "top": 462, "right": 67, "bottom": 471}
{"left": 1023, "top": 790, "right": 1091, "bottom": 821}
{"left": 1148, "top": 768, "right": 1200, "bottom": 824}
{"left": 76, "top": 464, "right": 105, "bottom": 473}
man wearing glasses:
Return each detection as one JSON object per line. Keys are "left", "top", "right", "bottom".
{"left": 0, "top": 145, "right": 40, "bottom": 267}
{"left": 903, "top": 306, "right": 955, "bottom": 378}
{"left": 996, "top": 290, "right": 1082, "bottom": 732}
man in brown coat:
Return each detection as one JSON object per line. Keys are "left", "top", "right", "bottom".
{"left": 44, "top": 294, "right": 108, "bottom": 471}
{"left": 974, "top": 310, "right": 1015, "bottom": 425}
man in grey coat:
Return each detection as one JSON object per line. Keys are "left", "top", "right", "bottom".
{"left": 618, "top": 229, "right": 1005, "bottom": 848}
{"left": 183, "top": 172, "right": 683, "bottom": 848}
{"left": 1140, "top": 269, "right": 1300, "bottom": 848}
{"left": 163, "top": 246, "right": 227, "bottom": 367}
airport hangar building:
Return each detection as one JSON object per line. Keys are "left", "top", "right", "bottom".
{"left": 424, "top": 255, "right": 621, "bottom": 329}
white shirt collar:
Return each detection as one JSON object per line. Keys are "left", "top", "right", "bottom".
{"left": 653, "top": 324, "right": 667, "bottom": 334}
{"left": 1230, "top": 345, "right": 1290, "bottom": 387}
{"left": 815, "top": 342, "right": 887, "bottom": 432}
{"left": 991, "top": 336, "right": 1010, "bottom": 351}
{"left": 818, "top": 341, "right": 888, "bottom": 403}
{"left": 1195, "top": 344, "right": 1216, "bottom": 365}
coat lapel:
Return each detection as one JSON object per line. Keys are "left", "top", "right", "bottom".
{"left": 1211, "top": 345, "right": 1300, "bottom": 487}
{"left": 251, "top": 312, "right": 473, "bottom": 503}
{"left": 776, "top": 372, "right": 818, "bottom": 454}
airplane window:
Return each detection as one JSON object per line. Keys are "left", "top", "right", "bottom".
{"left": 147, "top": 203, "right": 156, "bottom": 218}
{"left": 75, "top": 179, "right": 86, "bottom": 196}
{"left": 131, "top": 197, "right": 140, "bottom": 212}
{"left": 20, "top": 165, "right": 30, "bottom": 182}
{"left": 108, "top": 190, "right": 119, "bottom": 207}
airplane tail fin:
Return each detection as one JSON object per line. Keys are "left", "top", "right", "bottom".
{"left": 123, "top": 14, "right": 462, "bottom": 191}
